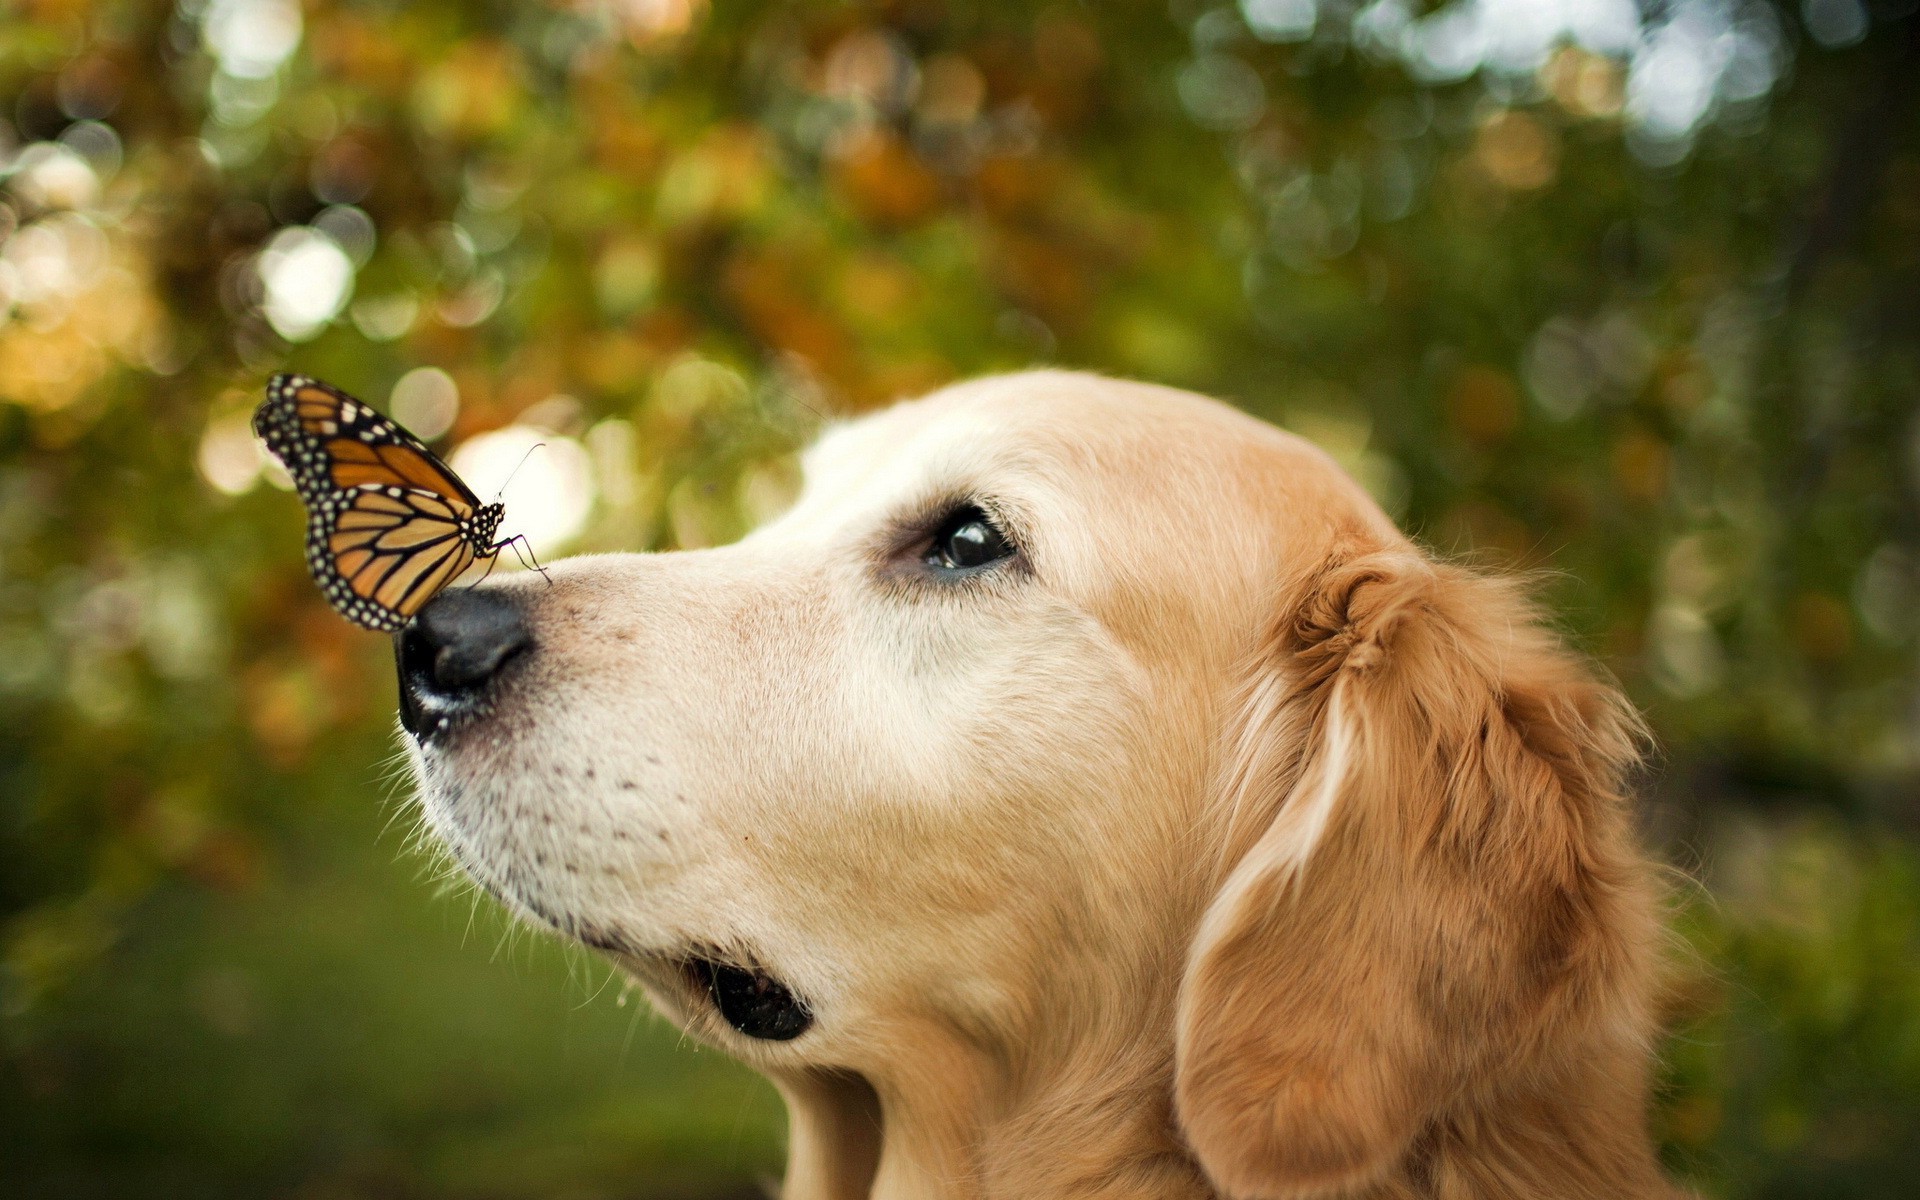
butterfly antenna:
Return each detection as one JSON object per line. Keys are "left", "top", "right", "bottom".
{"left": 469, "top": 444, "right": 553, "bottom": 588}
{"left": 494, "top": 441, "right": 547, "bottom": 503}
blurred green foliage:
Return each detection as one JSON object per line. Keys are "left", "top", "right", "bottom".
{"left": 1, "top": 0, "right": 1916, "bottom": 1196}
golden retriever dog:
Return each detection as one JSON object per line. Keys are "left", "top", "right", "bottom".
{"left": 396, "top": 371, "right": 1684, "bottom": 1199}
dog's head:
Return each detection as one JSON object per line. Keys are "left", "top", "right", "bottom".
{"left": 399, "top": 370, "right": 1668, "bottom": 1198}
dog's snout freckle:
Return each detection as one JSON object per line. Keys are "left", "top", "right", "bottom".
{"left": 618, "top": 780, "right": 636, "bottom": 791}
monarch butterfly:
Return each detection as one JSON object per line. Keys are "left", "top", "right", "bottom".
{"left": 252, "top": 373, "right": 539, "bottom": 632}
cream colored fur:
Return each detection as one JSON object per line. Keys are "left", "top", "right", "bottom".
{"left": 406, "top": 371, "right": 1683, "bottom": 1200}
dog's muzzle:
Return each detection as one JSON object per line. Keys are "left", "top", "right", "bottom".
{"left": 397, "top": 587, "right": 532, "bottom": 738}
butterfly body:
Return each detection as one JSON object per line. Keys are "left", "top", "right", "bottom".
{"left": 254, "top": 373, "right": 524, "bottom": 632}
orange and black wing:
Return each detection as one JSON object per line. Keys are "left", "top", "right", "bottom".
{"left": 254, "top": 373, "right": 499, "bottom": 631}
{"left": 312, "top": 487, "right": 481, "bottom": 629}
{"left": 254, "top": 373, "right": 482, "bottom": 507}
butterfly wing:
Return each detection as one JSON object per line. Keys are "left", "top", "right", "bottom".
{"left": 313, "top": 487, "right": 480, "bottom": 630}
{"left": 254, "top": 374, "right": 497, "bottom": 631}
{"left": 254, "top": 374, "right": 484, "bottom": 506}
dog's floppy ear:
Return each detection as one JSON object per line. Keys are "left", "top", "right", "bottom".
{"left": 1174, "top": 543, "right": 1660, "bottom": 1198}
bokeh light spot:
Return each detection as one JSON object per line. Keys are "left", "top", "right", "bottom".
{"left": 198, "top": 413, "right": 266, "bottom": 495}
{"left": 1177, "top": 55, "right": 1267, "bottom": 132}
{"left": 201, "top": 0, "right": 304, "bottom": 80}
{"left": 1475, "top": 110, "right": 1559, "bottom": 190}
{"left": 257, "top": 227, "right": 353, "bottom": 341}
{"left": 450, "top": 426, "right": 596, "bottom": 555}
{"left": 389, "top": 367, "right": 460, "bottom": 441}
{"left": 1243, "top": 0, "right": 1316, "bottom": 43}
{"left": 10, "top": 143, "right": 100, "bottom": 211}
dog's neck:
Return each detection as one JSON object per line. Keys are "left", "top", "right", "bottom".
{"left": 770, "top": 946, "right": 1217, "bottom": 1200}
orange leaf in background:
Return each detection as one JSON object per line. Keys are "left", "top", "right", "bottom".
{"left": 1657, "top": 353, "right": 1712, "bottom": 413}
{"left": 308, "top": 14, "right": 414, "bottom": 94}
{"left": 1034, "top": 15, "right": 1103, "bottom": 81}
{"left": 917, "top": 53, "right": 987, "bottom": 125}
{"left": 591, "top": 111, "right": 664, "bottom": 182}
{"left": 969, "top": 32, "right": 1028, "bottom": 109}
{"left": 870, "top": 356, "right": 956, "bottom": 404}
{"left": 580, "top": 331, "right": 656, "bottom": 395}
{"left": 637, "top": 307, "right": 697, "bottom": 356}
{"left": 1543, "top": 47, "right": 1625, "bottom": 120}
{"left": 990, "top": 229, "right": 1090, "bottom": 331}
{"left": 974, "top": 152, "right": 1055, "bottom": 220}
{"left": 831, "top": 128, "right": 943, "bottom": 229}
{"left": 1438, "top": 499, "right": 1536, "bottom": 567}
{"left": 413, "top": 38, "right": 526, "bottom": 139}
{"left": 1029, "top": 14, "right": 1103, "bottom": 127}
{"left": 724, "top": 251, "right": 860, "bottom": 396}
{"left": 182, "top": 830, "right": 266, "bottom": 894}
{"left": 1791, "top": 593, "right": 1854, "bottom": 665}
{"left": 1446, "top": 364, "right": 1521, "bottom": 443}
{"left": 22, "top": 0, "right": 91, "bottom": 21}
{"left": 1612, "top": 429, "right": 1671, "bottom": 504}
{"left": 655, "top": 126, "right": 774, "bottom": 227}
{"left": 836, "top": 252, "right": 920, "bottom": 332}
{"left": 1475, "top": 111, "right": 1560, "bottom": 192}
{"left": 242, "top": 660, "right": 323, "bottom": 769}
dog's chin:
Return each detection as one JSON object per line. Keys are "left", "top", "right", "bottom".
{"left": 400, "top": 707, "right": 821, "bottom": 1046}
{"left": 408, "top": 765, "right": 817, "bottom": 1043}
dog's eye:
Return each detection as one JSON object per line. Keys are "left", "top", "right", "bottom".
{"left": 926, "top": 505, "right": 1014, "bottom": 571}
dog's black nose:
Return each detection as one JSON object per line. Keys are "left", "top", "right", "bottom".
{"left": 397, "top": 588, "right": 531, "bottom": 735}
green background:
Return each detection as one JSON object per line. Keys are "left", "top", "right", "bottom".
{"left": 3, "top": 1, "right": 1917, "bottom": 1196}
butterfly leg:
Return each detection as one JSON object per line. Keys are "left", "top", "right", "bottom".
{"left": 501, "top": 534, "right": 553, "bottom": 585}
{"left": 458, "top": 537, "right": 551, "bottom": 591}
{"left": 468, "top": 549, "right": 504, "bottom": 588}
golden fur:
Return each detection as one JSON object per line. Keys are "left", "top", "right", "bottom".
{"left": 406, "top": 371, "right": 1685, "bottom": 1199}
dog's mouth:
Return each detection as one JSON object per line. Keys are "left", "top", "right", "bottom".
{"left": 574, "top": 924, "right": 814, "bottom": 1043}
{"left": 684, "top": 958, "right": 814, "bottom": 1041}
